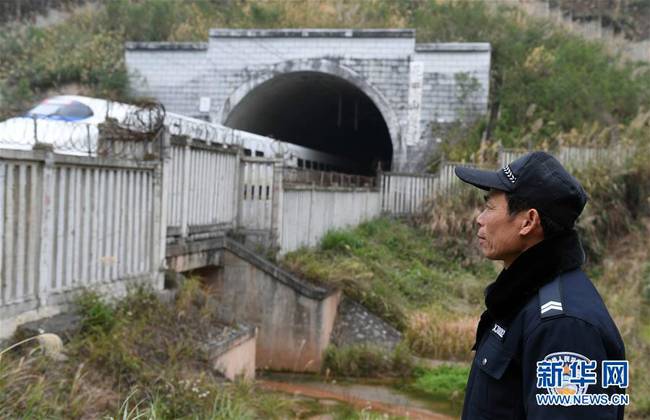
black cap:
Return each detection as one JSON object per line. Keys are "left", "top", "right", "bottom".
{"left": 454, "top": 151, "right": 587, "bottom": 229}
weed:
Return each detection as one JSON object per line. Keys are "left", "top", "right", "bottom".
{"left": 323, "top": 343, "right": 415, "bottom": 379}
{"left": 0, "top": 281, "right": 384, "bottom": 418}
{"left": 409, "top": 364, "right": 470, "bottom": 407}
{"left": 321, "top": 229, "right": 366, "bottom": 252}
{"left": 76, "top": 291, "right": 116, "bottom": 335}
{"left": 206, "top": 388, "right": 256, "bottom": 420}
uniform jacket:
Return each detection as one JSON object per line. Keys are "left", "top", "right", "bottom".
{"left": 461, "top": 230, "right": 626, "bottom": 420}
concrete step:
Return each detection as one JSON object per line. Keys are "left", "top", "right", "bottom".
{"left": 203, "top": 323, "right": 257, "bottom": 381}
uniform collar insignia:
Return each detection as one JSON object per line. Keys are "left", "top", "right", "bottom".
{"left": 491, "top": 323, "right": 506, "bottom": 338}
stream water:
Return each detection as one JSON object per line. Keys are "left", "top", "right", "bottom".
{"left": 258, "top": 372, "right": 459, "bottom": 419}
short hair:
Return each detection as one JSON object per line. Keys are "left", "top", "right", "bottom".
{"left": 505, "top": 192, "right": 566, "bottom": 238}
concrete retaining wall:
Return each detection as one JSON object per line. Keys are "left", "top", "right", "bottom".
{"left": 211, "top": 325, "right": 257, "bottom": 381}
{"left": 215, "top": 241, "right": 341, "bottom": 372}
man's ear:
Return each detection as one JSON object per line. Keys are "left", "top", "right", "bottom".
{"left": 519, "top": 208, "right": 542, "bottom": 236}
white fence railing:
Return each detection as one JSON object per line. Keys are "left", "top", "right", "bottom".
{"left": 381, "top": 172, "right": 437, "bottom": 215}
{"left": 384, "top": 145, "right": 634, "bottom": 216}
{"left": 381, "top": 162, "right": 472, "bottom": 214}
{"left": 557, "top": 145, "right": 632, "bottom": 168}
{"left": 238, "top": 158, "right": 277, "bottom": 232}
{"left": 0, "top": 148, "right": 164, "bottom": 328}
{"left": 166, "top": 137, "right": 239, "bottom": 239}
{"left": 280, "top": 187, "right": 381, "bottom": 253}
{"left": 500, "top": 145, "right": 632, "bottom": 168}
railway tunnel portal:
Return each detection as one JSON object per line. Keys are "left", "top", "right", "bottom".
{"left": 223, "top": 67, "right": 394, "bottom": 174}
{"left": 125, "top": 28, "right": 491, "bottom": 172}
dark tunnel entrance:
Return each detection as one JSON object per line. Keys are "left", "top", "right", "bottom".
{"left": 224, "top": 72, "right": 393, "bottom": 175}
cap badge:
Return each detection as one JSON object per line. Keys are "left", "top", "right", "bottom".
{"left": 502, "top": 165, "right": 517, "bottom": 184}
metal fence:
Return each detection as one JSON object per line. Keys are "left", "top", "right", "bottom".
{"left": 0, "top": 102, "right": 165, "bottom": 160}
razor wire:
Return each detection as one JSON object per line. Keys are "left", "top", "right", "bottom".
{"left": 164, "top": 113, "right": 241, "bottom": 147}
{"left": 0, "top": 100, "right": 167, "bottom": 160}
{"left": 0, "top": 94, "right": 302, "bottom": 161}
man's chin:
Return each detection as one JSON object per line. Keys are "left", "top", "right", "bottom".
{"left": 481, "top": 250, "right": 499, "bottom": 261}
{"left": 477, "top": 245, "right": 489, "bottom": 257}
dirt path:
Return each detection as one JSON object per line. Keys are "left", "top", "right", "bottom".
{"left": 258, "top": 379, "right": 456, "bottom": 420}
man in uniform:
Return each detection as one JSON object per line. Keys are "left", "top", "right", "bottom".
{"left": 454, "top": 151, "right": 626, "bottom": 419}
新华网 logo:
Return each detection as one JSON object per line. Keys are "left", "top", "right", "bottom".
{"left": 535, "top": 352, "right": 629, "bottom": 406}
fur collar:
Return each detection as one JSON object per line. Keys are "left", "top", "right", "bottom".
{"left": 473, "top": 230, "right": 585, "bottom": 348}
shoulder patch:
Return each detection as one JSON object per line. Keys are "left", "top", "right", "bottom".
{"left": 539, "top": 275, "right": 564, "bottom": 318}
{"left": 541, "top": 300, "right": 563, "bottom": 314}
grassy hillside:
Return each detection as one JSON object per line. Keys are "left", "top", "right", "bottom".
{"left": 281, "top": 216, "right": 490, "bottom": 361}
{"left": 549, "top": 0, "right": 650, "bottom": 41}
{"left": 1, "top": 0, "right": 649, "bottom": 160}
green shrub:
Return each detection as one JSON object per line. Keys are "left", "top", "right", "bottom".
{"left": 283, "top": 217, "right": 490, "bottom": 333}
{"left": 409, "top": 364, "right": 470, "bottom": 404}
{"left": 320, "top": 229, "right": 366, "bottom": 252}
{"left": 76, "top": 291, "right": 116, "bottom": 335}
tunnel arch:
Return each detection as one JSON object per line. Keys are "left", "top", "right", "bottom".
{"left": 218, "top": 59, "right": 399, "bottom": 174}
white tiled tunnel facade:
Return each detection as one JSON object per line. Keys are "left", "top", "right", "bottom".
{"left": 125, "top": 29, "right": 491, "bottom": 172}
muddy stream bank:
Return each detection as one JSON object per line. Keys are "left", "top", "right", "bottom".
{"left": 258, "top": 372, "right": 459, "bottom": 419}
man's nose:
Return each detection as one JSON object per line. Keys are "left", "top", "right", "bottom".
{"left": 476, "top": 210, "right": 485, "bottom": 227}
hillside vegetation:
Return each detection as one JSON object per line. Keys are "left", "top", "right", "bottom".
{"left": 1, "top": 0, "right": 650, "bottom": 160}
{"left": 0, "top": 282, "right": 398, "bottom": 419}
{"left": 548, "top": 0, "right": 650, "bottom": 41}
{"left": 282, "top": 125, "right": 650, "bottom": 415}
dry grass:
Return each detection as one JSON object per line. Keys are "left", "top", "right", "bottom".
{"left": 415, "top": 185, "right": 487, "bottom": 268}
{"left": 405, "top": 311, "right": 477, "bottom": 362}
{"left": 0, "top": 280, "right": 398, "bottom": 419}
{"left": 588, "top": 218, "right": 650, "bottom": 417}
